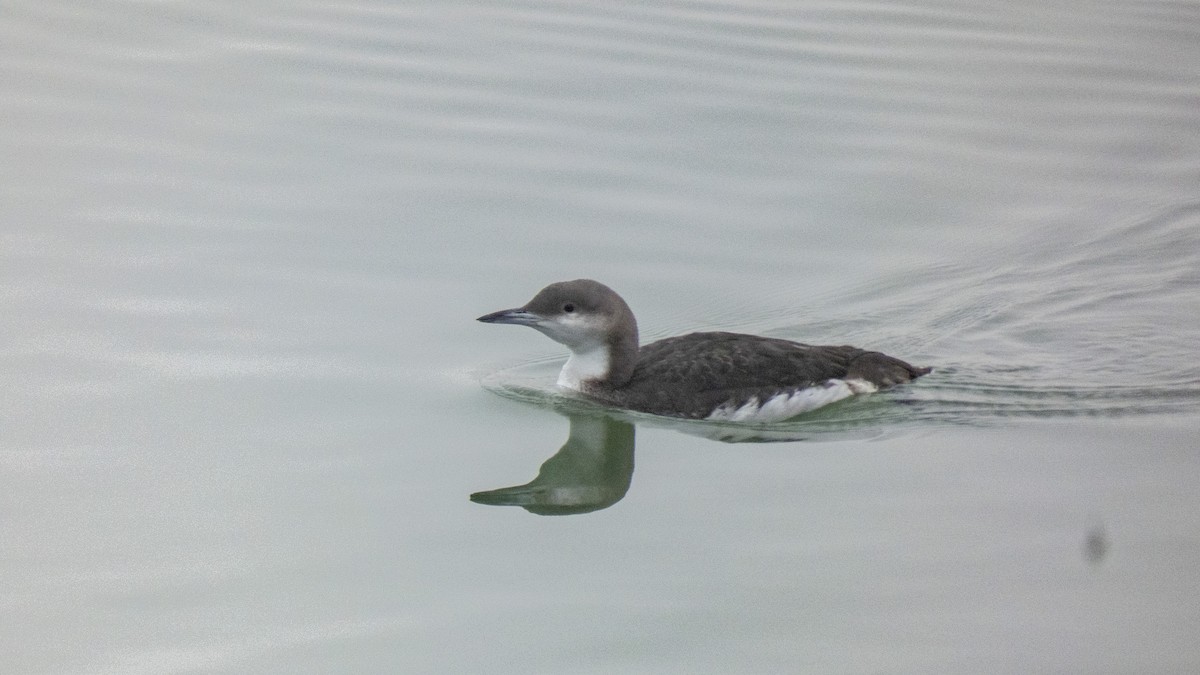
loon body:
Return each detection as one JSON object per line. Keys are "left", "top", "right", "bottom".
{"left": 478, "top": 279, "right": 930, "bottom": 422}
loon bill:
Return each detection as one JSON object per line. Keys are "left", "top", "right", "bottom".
{"left": 478, "top": 279, "right": 930, "bottom": 422}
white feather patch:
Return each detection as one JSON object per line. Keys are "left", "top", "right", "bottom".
{"left": 705, "top": 379, "right": 878, "bottom": 423}
{"left": 557, "top": 345, "right": 611, "bottom": 390}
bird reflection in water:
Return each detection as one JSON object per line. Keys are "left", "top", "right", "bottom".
{"left": 470, "top": 412, "right": 635, "bottom": 516}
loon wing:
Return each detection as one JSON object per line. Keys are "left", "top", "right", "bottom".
{"left": 610, "top": 332, "right": 926, "bottom": 419}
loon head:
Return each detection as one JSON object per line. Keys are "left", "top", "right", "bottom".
{"left": 478, "top": 279, "right": 639, "bottom": 390}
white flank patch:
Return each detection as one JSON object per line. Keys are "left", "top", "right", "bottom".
{"left": 557, "top": 345, "right": 611, "bottom": 390}
{"left": 705, "top": 379, "right": 878, "bottom": 423}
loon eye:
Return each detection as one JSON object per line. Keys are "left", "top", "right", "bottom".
{"left": 563, "top": 303, "right": 575, "bottom": 313}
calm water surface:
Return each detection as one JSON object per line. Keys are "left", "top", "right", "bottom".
{"left": 3, "top": 1, "right": 1200, "bottom": 672}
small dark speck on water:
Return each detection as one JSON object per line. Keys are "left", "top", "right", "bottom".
{"left": 1084, "top": 523, "right": 1109, "bottom": 565}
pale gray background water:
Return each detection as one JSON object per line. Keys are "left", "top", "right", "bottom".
{"left": 3, "top": 1, "right": 1200, "bottom": 673}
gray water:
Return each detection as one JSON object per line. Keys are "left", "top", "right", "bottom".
{"left": 3, "top": 1, "right": 1200, "bottom": 672}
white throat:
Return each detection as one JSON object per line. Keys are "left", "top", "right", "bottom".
{"left": 557, "top": 344, "right": 611, "bottom": 390}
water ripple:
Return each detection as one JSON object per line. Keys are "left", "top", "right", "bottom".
{"left": 479, "top": 198, "right": 1200, "bottom": 432}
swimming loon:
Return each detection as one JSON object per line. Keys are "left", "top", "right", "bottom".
{"left": 478, "top": 279, "right": 930, "bottom": 422}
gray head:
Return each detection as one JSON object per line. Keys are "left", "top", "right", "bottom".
{"left": 477, "top": 279, "right": 639, "bottom": 389}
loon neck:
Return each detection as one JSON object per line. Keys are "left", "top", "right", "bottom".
{"left": 558, "top": 329, "right": 639, "bottom": 391}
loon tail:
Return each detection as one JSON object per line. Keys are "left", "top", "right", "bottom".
{"left": 846, "top": 351, "right": 931, "bottom": 388}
